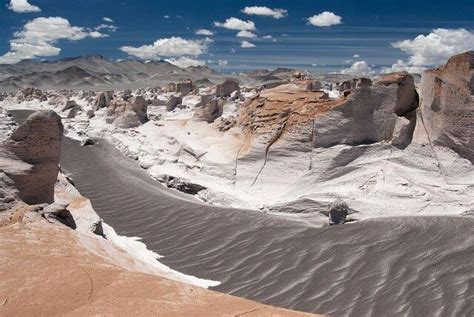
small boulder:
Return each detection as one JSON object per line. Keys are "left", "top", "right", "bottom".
{"left": 166, "top": 96, "right": 182, "bottom": 111}
{"left": 328, "top": 199, "right": 349, "bottom": 225}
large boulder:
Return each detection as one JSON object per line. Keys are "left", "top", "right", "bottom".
{"left": 1, "top": 110, "right": 63, "bottom": 204}
{"left": 107, "top": 96, "right": 148, "bottom": 128}
{"left": 166, "top": 96, "right": 182, "bottom": 111}
{"left": 197, "top": 98, "right": 224, "bottom": 123}
{"left": 413, "top": 51, "right": 474, "bottom": 162}
{"left": 177, "top": 80, "right": 193, "bottom": 96}
{"left": 216, "top": 80, "right": 240, "bottom": 97}
{"left": 94, "top": 91, "right": 114, "bottom": 110}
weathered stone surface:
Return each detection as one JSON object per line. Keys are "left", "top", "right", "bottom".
{"left": 2, "top": 110, "right": 63, "bottom": 204}
{"left": 413, "top": 51, "right": 474, "bottom": 162}
{"left": 306, "top": 80, "right": 322, "bottom": 92}
{"left": 107, "top": 96, "right": 148, "bottom": 128}
{"left": 166, "top": 96, "right": 182, "bottom": 111}
{"left": 216, "top": 80, "right": 240, "bottom": 97}
{"left": 328, "top": 199, "right": 349, "bottom": 225}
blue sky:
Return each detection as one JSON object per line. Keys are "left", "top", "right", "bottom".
{"left": 1, "top": 0, "right": 473, "bottom": 73}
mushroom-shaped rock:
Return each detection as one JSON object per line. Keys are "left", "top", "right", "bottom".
{"left": 3, "top": 110, "right": 63, "bottom": 204}
{"left": 216, "top": 80, "right": 240, "bottom": 97}
{"left": 328, "top": 199, "right": 349, "bottom": 225}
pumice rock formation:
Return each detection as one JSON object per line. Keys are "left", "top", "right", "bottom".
{"left": 1, "top": 110, "right": 63, "bottom": 204}
{"left": 414, "top": 51, "right": 474, "bottom": 162}
{"left": 107, "top": 95, "right": 148, "bottom": 128}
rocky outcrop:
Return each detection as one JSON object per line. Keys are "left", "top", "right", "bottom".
{"left": 216, "top": 80, "right": 240, "bottom": 97}
{"left": 312, "top": 73, "right": 418, "bottom": 148}
{"left": 94, "top": 91, "right": 114, "bottom": 110}
{"left": 107, "top": 96, "right": 148, "bottom": 128}
{"left": 413, "top": 51, "right": 474, "bottom": 162}
{"left": 1, "top": 110, "right": 63, "bottom": 205}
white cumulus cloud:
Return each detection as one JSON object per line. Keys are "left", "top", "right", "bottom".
{"left": 214, "top": 17, "right": 256, "bottom": 31}
{"left": 165, "top": 57, "right": 206, "bottom": 68}
{"left": 340, "top": 60, "right": 373, "bottom": 75}
{"left": 237, "top": 30, "right": 257, "bottom": 38}
{"left": 195, "top": 29, "right": 214, "bottom": 36}
{"left": 120, "top": 37, "right": 209, "bottom": 60}
{"left": 241, "top": 40, "right": 256, "bottom": 48}
{"left": 7, "top": 0, "right": 40, "bottom": 13}
{"left": 0, "top": 17, "right": 105, "bottom": 64}
{"left": 241, "top": 6, "right": 287, "bottom": 19}
{"left": 307, "top": 11, "right": 342, "bottom": 27}
{"left": 391, "top": 28, "right": 474, "bottom": 67}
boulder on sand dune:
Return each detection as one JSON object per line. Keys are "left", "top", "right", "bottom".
{"left": 94, "top": 91, "right": 114, "bottom": 110}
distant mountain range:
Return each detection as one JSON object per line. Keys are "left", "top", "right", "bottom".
{"left": 0, "top": 55, "right": 313, "bottom": 92}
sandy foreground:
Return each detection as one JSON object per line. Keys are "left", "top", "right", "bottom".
{"left": 0, "top": 220, "right": 319, "bottom": 317}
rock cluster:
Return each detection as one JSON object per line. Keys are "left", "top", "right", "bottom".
{"left": 14, "top": 88, "right": 47, "bottom": 102}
